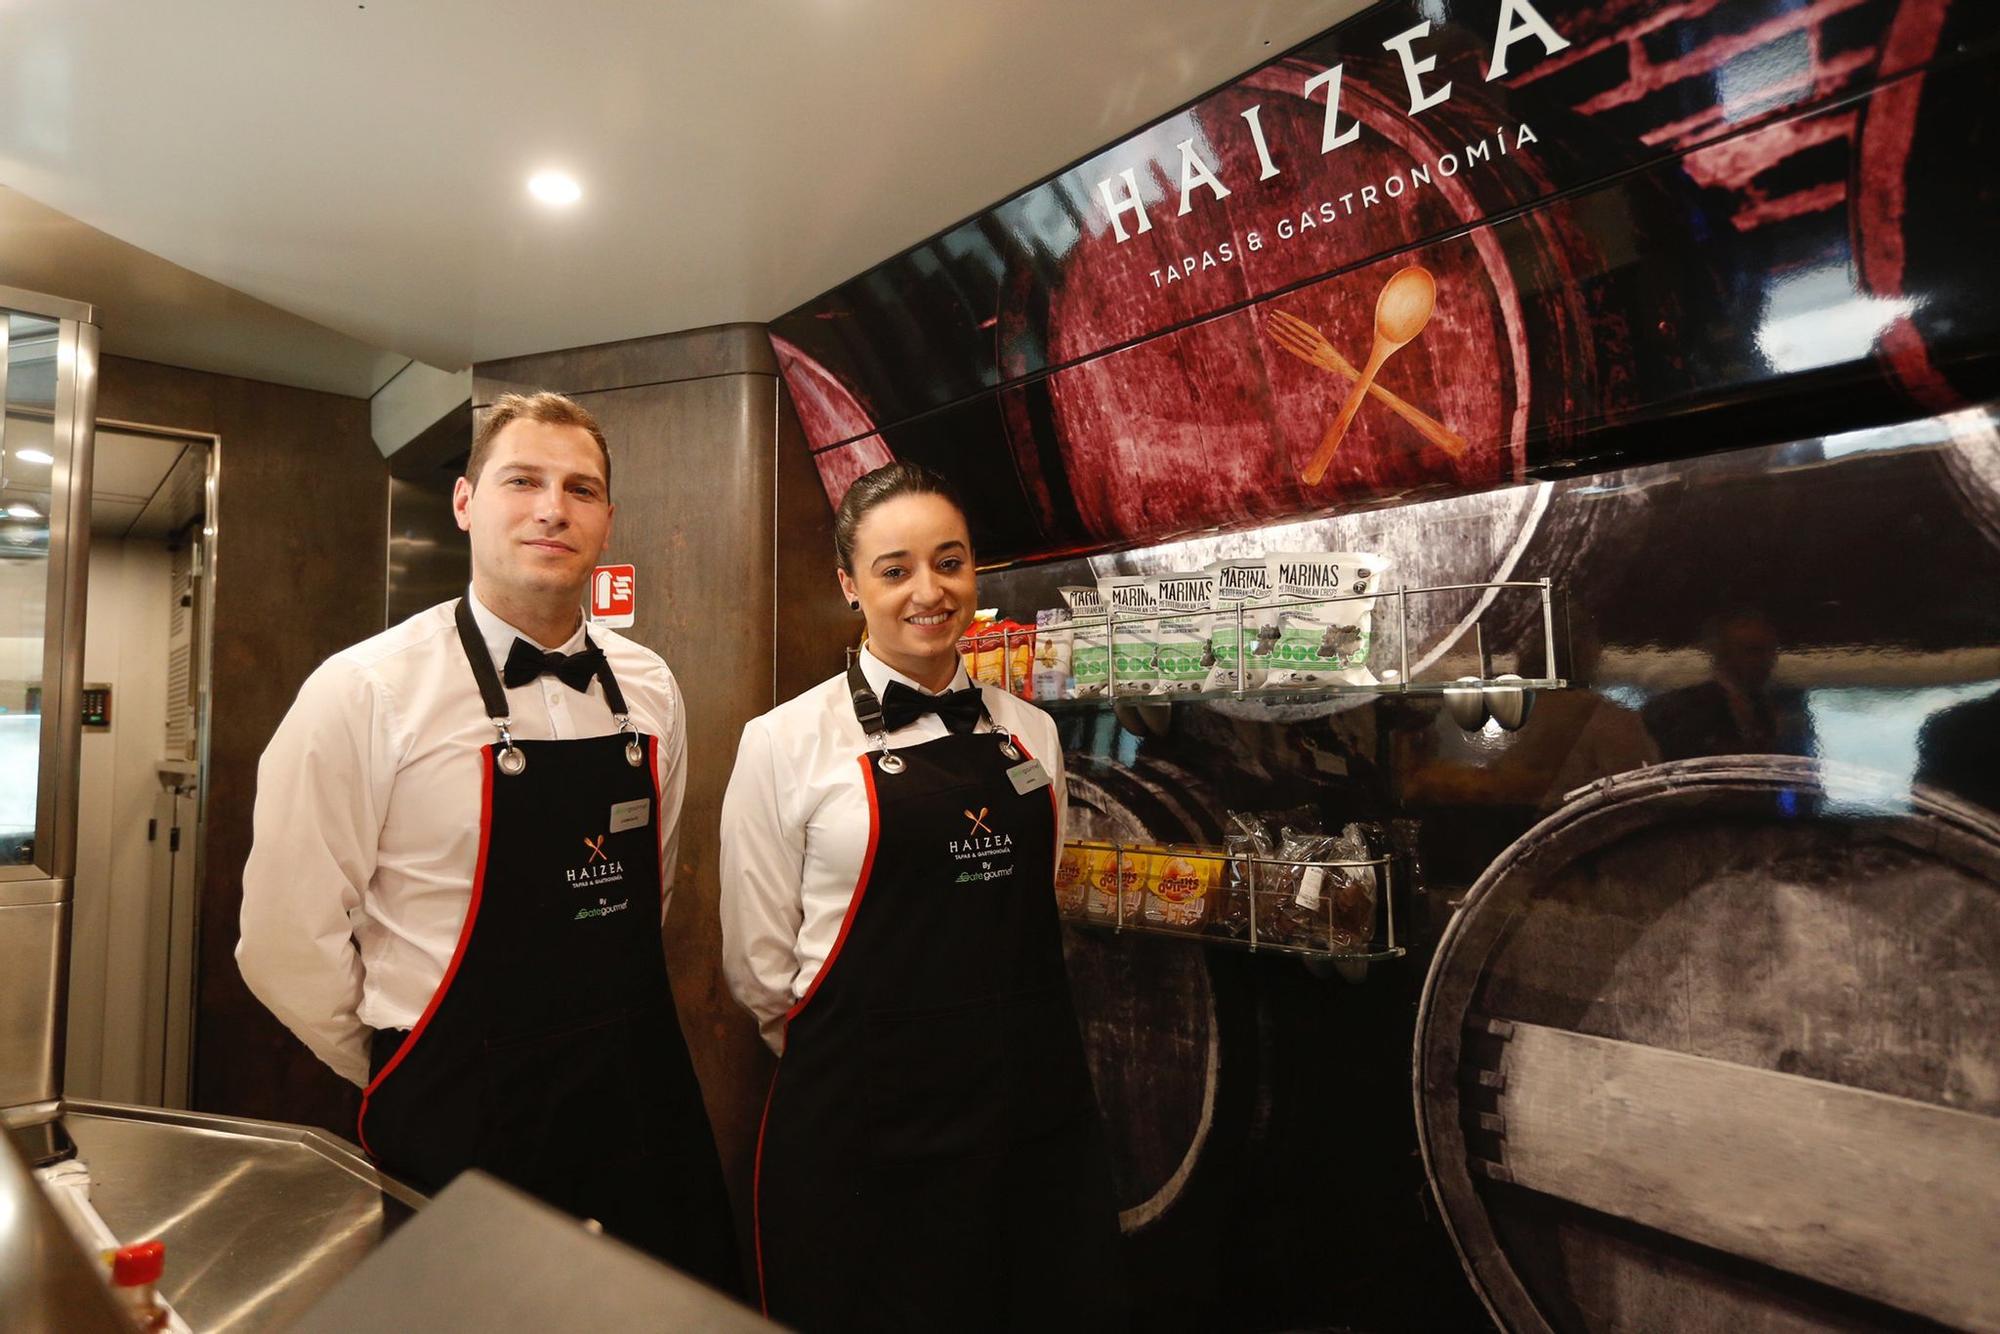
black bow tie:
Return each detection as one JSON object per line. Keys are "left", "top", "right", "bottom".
{"left": 881, "top": 680, "right": 984, "bottom": 735}
{"left": 503, "top": 638, "right": 605, "bottom": 692}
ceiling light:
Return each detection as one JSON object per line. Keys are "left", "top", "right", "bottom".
{"left": 5, "top": 504, "right": 42, "bottom": 520}
{"left": 16, "top": 449, "right": 53, "bottom": 465}
{"left": 527, "top": 171, "right": 582, "bottom": 206}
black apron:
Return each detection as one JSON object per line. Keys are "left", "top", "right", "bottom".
{"left": 753, "top": 665, "right": 1126, "bottom": 1332}
{"left": 357, "top": 599, "right": 738, "bottom": 1292}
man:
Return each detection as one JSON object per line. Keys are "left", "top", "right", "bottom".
{"left": 238, "top": 391, "right": 737, "bottom": 1289}
{"left": 1642, "top": 607, "right": 1816, "bottom": 762}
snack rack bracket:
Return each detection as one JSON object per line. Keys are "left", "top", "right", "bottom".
{"left": 1061, "top": 839, "right": 1405, "bottom": 963}
{"left": 1025, "top": 576, "right": 1563, "bottom": 709}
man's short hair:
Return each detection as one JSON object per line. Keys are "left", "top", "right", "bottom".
{"left": 467, "top": 392, "right": 611, "bottom": 493}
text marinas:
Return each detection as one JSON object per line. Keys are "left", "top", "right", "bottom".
{"left": 1093, "top": 0, "right": 1570, "bottom": 244}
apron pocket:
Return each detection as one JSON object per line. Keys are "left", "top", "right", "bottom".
{"left": 863, "top": 986, "right": 1093, "bottom": 1162}
{"left": 479, "top": 1010, "right": 645, "bottom": 1190}
{"left": 863, "top": 995, "right": 1009, "bottom": 1162}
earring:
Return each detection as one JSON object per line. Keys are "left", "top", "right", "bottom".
{"left": 849, "top": 599, "right": 860, "bottom": 611}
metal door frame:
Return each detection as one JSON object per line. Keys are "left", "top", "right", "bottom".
{"left": 0, "top": 283, "right": 99, "bottom": 1128}
{"left": 93, "top": 417, "right": 223, "bottom": 1108}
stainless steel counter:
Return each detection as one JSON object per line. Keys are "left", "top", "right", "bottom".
{"left": 62, "top": 1099, "right": 423, "bottom": 1332}
{"left": 0, "top": 1116, "right": 131, "bottom": 1333}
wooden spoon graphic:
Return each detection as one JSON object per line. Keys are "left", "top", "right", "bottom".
{"left": 1300, "top": 265, "right": 1438, "bottom": 487}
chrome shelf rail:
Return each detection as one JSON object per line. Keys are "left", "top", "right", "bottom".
{"left": 1059, "top": 838, "right": 1404, "bottom": 962}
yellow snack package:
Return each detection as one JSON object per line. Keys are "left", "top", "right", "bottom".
{"left": 1054, "top": 843, "right": 1091, "bottom": 918}
{"left": 1141, "top": 849, "right": 1223, "bottom": 930}
{"left": 1082, "top": 845, "right": 1150, "bottom": 923}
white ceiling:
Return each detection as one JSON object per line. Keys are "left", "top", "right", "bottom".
{"left": 0, "top": 0, "right": 1369, "bottom": 376}
{"left": 0, "top": 186, "right": 412, "bottom": 397}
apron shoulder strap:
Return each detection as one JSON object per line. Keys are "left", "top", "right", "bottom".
{"left": 454, "top": 597, "right": 513, "bottom": 721}
{"left": 847, "top": 657, "right": 886, "bottom": 737}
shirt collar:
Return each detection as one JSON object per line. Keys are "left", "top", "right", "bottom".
{"left": 858, "top": 644, "right": 971, "bottom": 698}
{"left": 464, "top": 585, "right": 588, "bottom": 664}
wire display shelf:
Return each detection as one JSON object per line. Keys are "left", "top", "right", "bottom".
{"left": 1056, "top": 838, "right": 1404, "bottom": 962}
{"left": 943, "top": 577, "right": 1564, "bottom": 708}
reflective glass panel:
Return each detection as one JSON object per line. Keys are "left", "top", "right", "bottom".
{"left": 0, "top": 309, "right": 61, "bottom": 866}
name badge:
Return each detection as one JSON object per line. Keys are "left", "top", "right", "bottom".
{"left": 609, "top": 798, "right": 651, "bottom": 834}
{"left": 1006, "top": 759, "right": 1051, "bottom": 795}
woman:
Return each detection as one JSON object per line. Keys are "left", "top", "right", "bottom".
{"left": 720, "top": 462, "right": 1125, "bottom": 1331}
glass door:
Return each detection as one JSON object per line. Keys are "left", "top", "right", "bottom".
{"left": 0, "top": 284, "right": 99, "bottom": 1125}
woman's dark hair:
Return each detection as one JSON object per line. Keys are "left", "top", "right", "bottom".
{"left": 833, "top": 461, "right": 969, "bottom": 572}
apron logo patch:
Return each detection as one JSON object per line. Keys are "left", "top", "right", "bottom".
{"left": 568, "top": 833, "right": 627, "bottom": 890}
{"left": 950, "top": 808, "right": 1016, "bottom": 883}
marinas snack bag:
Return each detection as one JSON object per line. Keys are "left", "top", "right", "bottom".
{"left": 1096, "top": 575, "right": 1159, "bottom": 695}
{"left": 1204, "top": 557, "right": 1277, "bottom": 691}
{"left": 1263, "top": 552, "right": 1390, "bottom": 688}
{"left": 1033, "top": 608, "right": 1073, "bottom": 701}
{"left": 1152, "top": 572, "right": 1215, "bottom": 695}
{"left": 1062, "top": 586, "right": 1109, "bottom": 698}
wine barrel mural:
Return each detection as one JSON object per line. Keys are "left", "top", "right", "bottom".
{"left": 1061, "top": 757, "right": 1238, "bottom": 1230}
{"left": 763, "top": 1, "right": 2000, "bottom": 1328}
{"left": 1415, "top": 757, "right": 2000, "bottom": 1331}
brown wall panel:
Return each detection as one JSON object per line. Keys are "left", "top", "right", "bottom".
{"left": 774, "top": 388, "right": 854, "bottom": 702}
{"left": 94, "top": 355, "right": 387, "bottom": 1136}
{"left": 475, "top": 324, "right": 777, "bottom": 406}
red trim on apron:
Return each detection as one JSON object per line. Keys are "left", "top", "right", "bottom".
{"left": 760, "top": 751, "right": 883, "bottom": 1309}
{"left": 645, "top": 733, "right": 665, "bottom": 907}
{"left": 752, "top": 1067, "right": 779, "bottom": 1316}
{"left": 357, "top": 744, "right": 497, "bottom": 1155}
{"left": 783, "top": 754, "right": 883, "bottom": 1025}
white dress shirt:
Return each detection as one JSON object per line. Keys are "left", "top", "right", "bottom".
{"left": 719, "top": 647, "right": 1066, "bottom": 1055}
{"left": 237, "top": 588, "right": 688, "bottom": 1087}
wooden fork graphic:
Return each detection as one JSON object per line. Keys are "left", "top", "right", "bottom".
{"left": 1264, "top": 294, "right": 1467, "bottom": 473}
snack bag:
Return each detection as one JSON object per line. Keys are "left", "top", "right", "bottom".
{"left": 1204, "top": 558, "right": 1277, "bottom": 692}
{"left": 1083, "top": 844, "right": 1151, "bottom": 923}
{"left": 999, "top": 620, "right": 1035, "bottom": 697}
{"left": 1326, "top": 822, "right": 1379, "bottom": 950}
{"left": 1096, "top": 575, "right": 1159, "bottom": 695}
{"left": 1054, "top": 842, "right": 1091, "bottom": 917}
{"left": 1263, "top": 552, "right": 1390, "bottom": 689}
{"left": 1141, "top": 848, "right": 1223, "bottom": 930}
{"left": 1033, "top": 608, "right": 1074, "bottom": 701}
{"left": 957, "top": 616, "right": 1033, "bottom": 696}
{"left": 1152, "top": 572, "right": 1215, "bottom": 695}
{"left": 1271, "top": 825, "right": 1340, "bottom": 950}
{"left": 1063, "top": 586, "right": 1110, "bottom": 699}
{"left": 958, "top": 615, "right": 1000, "bottom": 687}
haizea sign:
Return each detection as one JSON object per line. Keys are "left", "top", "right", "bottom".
{"left": 1091, "top": 0, "right": 1566, "bottom": 260}
{"left": 771, "top": 0, "right": 2000, "bottom": 564}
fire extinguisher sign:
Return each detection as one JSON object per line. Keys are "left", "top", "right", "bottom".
{"left": 589, "top": 564, "right": 636, "bottom": 628}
